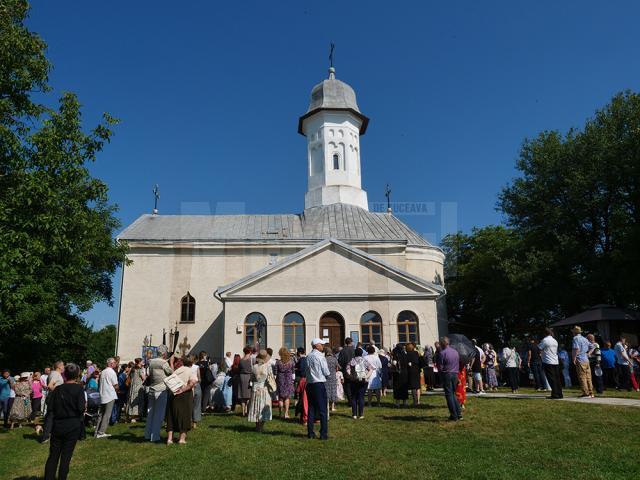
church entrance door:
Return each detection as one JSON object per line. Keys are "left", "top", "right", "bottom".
{"left": 319, "top": 312, "right": 345, "bottom": 349}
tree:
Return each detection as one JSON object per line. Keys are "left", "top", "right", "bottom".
{"left": 85, "top": 325, "right": 117, "bottom": 367}
{"left": 443, "top": 91, "right": 640, "bottom": 345}
{"left": 499, "top": 91, "right": 640, "bottom": 314}
{"left": 442, "top": 227, "right": 554, "bottom": 344}
{"left": 0, "top": 0, "right": 127, "bottom": 370}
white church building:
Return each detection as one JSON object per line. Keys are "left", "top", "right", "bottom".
{"left": 115, "top": 67, "right": 446, "bottom": 361}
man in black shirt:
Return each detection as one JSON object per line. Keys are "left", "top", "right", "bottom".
{"left": 527, "top": 338, "right": 546, "bottom": 391}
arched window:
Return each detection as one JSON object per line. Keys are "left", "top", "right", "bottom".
{"left": 360, "top": 311, "right": 382, "bottom": 346}
{"left": 283, "top": 312, "right": 305, "bottom": 351}
{"left": 245, "top": 312, "right": 267, "bottom": 348}
{"left": 333, "top": 153, "right": 340, "bottom": 170}
{"left": 397, "top": 311, "right": 419, "bottom": 344}
{"left": 180, "top": 292, "right": 195, "bottom": 323}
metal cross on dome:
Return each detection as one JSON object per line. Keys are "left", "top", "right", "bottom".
{"left": 385, "top": 184, "right": 392, "bottom": 211}
{"left": 329, "top": 42, "right": 335, "bottom": 68}
{"left": 152, "top": 184, "right": 160, "bottom": 214}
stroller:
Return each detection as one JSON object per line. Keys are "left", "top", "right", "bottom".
{"left": 84, "top": 389, "right": 101, "bottom": 428}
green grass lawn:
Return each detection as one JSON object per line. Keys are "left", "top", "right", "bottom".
{"left": 1, "top": 393, "right": 639, "bottom": 480}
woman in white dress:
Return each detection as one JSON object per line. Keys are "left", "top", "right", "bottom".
{"left": 247, "top": 350, "right": 273, "bottom": 432}
{"left": 365, "top": 345, "right": 382, "bottom": 406}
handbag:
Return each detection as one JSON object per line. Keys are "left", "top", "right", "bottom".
{"left": 265, "top": 369, "right": 276, "bottom": 393}
{"left": 163, "top": 373, "right": 185, "bottom": 394}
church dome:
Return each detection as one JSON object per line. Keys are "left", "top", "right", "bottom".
{"left": 298, "top": 67, "right": 369, "bottom": 135}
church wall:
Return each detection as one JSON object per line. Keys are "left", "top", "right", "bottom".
{"left": 368, "top": 246, "right": 445, "bottom": 286}
{"left": 117, "top": 243, "right": 444, "bottom": 362}
{"left": 223, "top": 298, "right": 439, "bottom": 356}
{"left": 117, "top": 248, "right": 278, "bottom": 362}
{"left": 405, "top": 247, "right": 445, "bottom": 285}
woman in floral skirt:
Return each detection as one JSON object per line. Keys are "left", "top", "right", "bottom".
{"left": 248, "top": 350, "right": 273, "bottom": 432}
{"left": 275, "top": 347, "right": 295, "bottom": 419}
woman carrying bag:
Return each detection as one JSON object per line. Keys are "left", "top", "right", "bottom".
{"left": 164, "top": 357, "right": 198, "bottom": 445}
{"left": 346, "top": 348, "right": 372, "bottom": 419}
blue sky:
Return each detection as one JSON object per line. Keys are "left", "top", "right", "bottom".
{"left": 28, "top": 1, "right": 640, "bottom": 329}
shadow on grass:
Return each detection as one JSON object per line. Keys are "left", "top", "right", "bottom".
{"left": 20, "top": 432, "right": 41, "bottom": 442}
{"left": 126, "top": 424, "right": 146, "bottom": 429}
{"left": 381, "top": 415, "right": 443, "bottom": 423}
{"left": 12, "top": 476, "right": 39, "bottom": 480}
{"left": 208, "top": 423, "right": 307, "bottom": 437}
{"left": 105, "top": 431, "right": 150, "bottom": 443}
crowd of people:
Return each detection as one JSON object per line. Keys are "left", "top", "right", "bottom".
{"left": 1, "top": 327, "right": 639, "bottom": 479}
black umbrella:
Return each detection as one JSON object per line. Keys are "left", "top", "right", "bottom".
{"left": 447, "top": 334, "right": 477, "bottom": 364}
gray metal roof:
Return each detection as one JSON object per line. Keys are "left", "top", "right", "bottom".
{"left": 118, "top": 203, "right": 432, "bottom": 247}
{"left": 298, "top": 68, "right": 369, "bottom": 135}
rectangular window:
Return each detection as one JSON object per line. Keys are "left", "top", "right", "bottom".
{"left": 284, "top": 325, "right": 305, "bottom": 350}
{"left": 245, "top": 326, "right": 255, "bottom": 346}
{"left": 398, "top": 323, "right": 418, "bottom": 344}
{"left": 180, "top": 303, "right": 195, "bottom": 323}
{"left": 361, "top": 326, "right": 382, "bottom": 347}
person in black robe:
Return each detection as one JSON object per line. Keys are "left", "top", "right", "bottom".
{"left": 391, "top": 344, "right": 409, "bottom": 406}
{"left": 405, "top": 342, "right": 422, "bottom": 406}
{"left": 379, "top": 349, "right": 390, "bottom": 396}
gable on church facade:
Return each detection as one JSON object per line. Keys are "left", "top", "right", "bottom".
{"left": 216, "top": 239, "right": 444, "bottom": 301}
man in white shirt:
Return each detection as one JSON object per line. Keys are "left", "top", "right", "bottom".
{"left": 41, "top": 361, "right": 65, "bottom": 443}
{"left": 95, "top": 358, "right": 119, "bottom": 438}
{"left": 614, "top": 336, "right": 632, "bottom": 392}
{"left": 40, "top": 367, "right": 50, "bottom": 415}
{"left": 538, "top": 328, "right": 563, "bottom": 399}
{"left": 305, "top": 338, "right": 330, "bottom": 440}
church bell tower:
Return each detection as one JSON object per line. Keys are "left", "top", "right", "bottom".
{"left": 298, "top": 66, "right": 370, "bottom": 211}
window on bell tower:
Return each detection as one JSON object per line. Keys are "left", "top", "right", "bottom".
{"left": 333, "top": 153, "right": 340, "bottom": 170}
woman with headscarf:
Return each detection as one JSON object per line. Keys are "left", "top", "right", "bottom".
{"left": 422, "top": 344, "right": 436, "bottom": 391}
{"left": 165, "top": 357, "right": 198, "bottom": 445}
{"left": 275, "top": 347, "right": 295, "bottom": 418}
{"left": 365, "top": 345, "right": 382, "bottom": 406}
{"left": 391, "top": 344, "right": 409, "bottom": 408}
{"left": 325, "top": 347, "right": 340, "bottom": 412}
{"left": 9, "top": 372, "right": 32, "bottom": 429}
{"left": 212, "top": 362, "right": 233, "bottom": 412}
{"left": 248, "top": 350, "right": 273, "bottom": 432}
{"left": 126, "top": 358, "right": 146, "bottom": 422}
